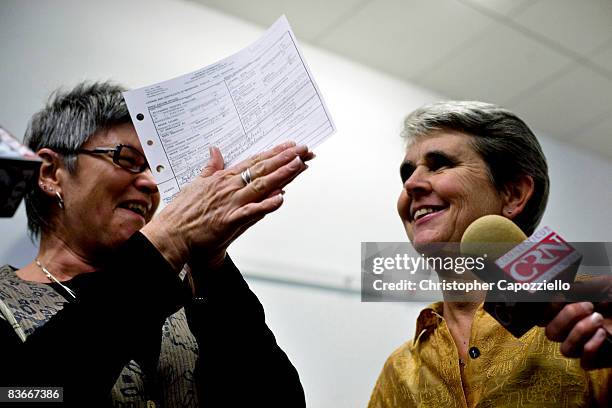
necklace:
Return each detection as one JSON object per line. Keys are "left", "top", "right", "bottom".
{"left": 35, "top": 259, "right": 77, "bottom": 300}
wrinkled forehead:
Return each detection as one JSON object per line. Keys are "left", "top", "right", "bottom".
{"left": 403, "top": 130, "right": 477, "bottom": 162}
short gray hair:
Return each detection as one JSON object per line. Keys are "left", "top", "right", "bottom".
{"left": 24, "top": 81, "right": 130, "bottom": 237}
{"left": 402, "top": 101, "right": 549, "bottom": 236}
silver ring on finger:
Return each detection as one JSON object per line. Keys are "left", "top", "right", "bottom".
{"left": 241, "top": 168, "right": 252, "bottom": 186}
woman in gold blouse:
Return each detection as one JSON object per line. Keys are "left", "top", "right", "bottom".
{"left": 368, "top": 101, "right": 611, "bottom": 408}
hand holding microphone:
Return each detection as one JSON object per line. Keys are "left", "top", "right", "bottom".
{"left": 543, "top": 278, "right": 612, "bottom": 369}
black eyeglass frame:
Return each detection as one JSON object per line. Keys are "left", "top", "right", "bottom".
{"left": 62, "top": 144, "right": 150, "bottom": 174}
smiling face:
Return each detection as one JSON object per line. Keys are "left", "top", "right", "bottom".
{"left": 56, "top": 123, "right": 160, "bottom": 256}
{"left": 397, "top": 130, "right": 505, "bottom": 249}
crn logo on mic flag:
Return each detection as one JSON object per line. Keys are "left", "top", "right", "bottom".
{"left": 496, "top": 227, "right": 578, "bottom": 283}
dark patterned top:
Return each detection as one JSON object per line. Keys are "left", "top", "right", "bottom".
{"left": 1, "top": 233, "right": 305, "bottom": 407}
{"left": 0, "top": 265, "right": 199, "bottom": 407}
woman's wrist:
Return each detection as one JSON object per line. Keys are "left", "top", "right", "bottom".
{"left": 140, "top": 220, "right": 189, "bottom": 273}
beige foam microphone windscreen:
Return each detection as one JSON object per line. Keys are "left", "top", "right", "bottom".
{"left": 460, "top": 215, "right": 527, "bottom": 260}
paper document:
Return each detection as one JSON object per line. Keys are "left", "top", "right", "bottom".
{"left": 123, "top": 15, "right": 335, "bottom": 203}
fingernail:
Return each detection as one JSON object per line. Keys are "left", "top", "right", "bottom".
{"left": 291, "top": 145, "right": 306, "bottom": 155}
{"left": 277, "top": 193, "right": 284, "bottom": 203}
{"left": 581, "top": 302, "right": 594, "bottom": 313}
{"left": 596, "top": 328, "right": 606, "bottom": 339}
{"left": 289, "top": 156, "right": 302, "bottom": 169}
{"left": 591, "top": 312, "right": 603, "bottom": 324}
{"left": 209, "top": 147, "right": 213, "bottom": 156}
{"left": 284, "top": 141, "right": 296, "bottom": 148}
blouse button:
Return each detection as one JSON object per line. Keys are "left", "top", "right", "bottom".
{"left": 469, "top": 346, "right": 481, "bottom": 359}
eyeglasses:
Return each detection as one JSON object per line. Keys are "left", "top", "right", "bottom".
{"left": 72, "top": 144, "right": 149, "bottom": 173}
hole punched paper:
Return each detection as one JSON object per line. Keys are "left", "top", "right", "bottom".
{"left": 123, "top": 15, "right": 335, "bottom": 204}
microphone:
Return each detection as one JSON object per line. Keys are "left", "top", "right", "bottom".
{"left": 461, "top": 215, "right": 582, "bottom": 337}
{"left": 461, "top": 215, "right": 612, "bottom": 364}
{"left": 0, "top": 125, "right": 41, "bottom": 217}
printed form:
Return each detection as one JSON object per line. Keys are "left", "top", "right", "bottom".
{"left": 123, "top": 16, "right": 335, "bottom": 203}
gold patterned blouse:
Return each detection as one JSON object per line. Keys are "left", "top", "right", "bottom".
{"left": 368, "top": 302, "right": 611, "bottom": 408}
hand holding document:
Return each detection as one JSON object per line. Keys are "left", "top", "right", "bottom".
{"left": 123, "top": 16, "right": 335, "bottom": 203}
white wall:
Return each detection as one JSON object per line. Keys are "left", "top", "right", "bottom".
{"left": 1, "top": 1, "right": 611, "bottom": 407}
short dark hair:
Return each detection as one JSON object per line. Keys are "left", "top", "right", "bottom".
{"left": 24, "top": 81, "right": 130, "bottom": 237}
{"left": 402, "top": 101, "right": 549, "bottom": 236}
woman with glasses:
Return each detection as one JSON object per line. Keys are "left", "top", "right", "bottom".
{"left": 0, "top": 82, "right": 310, "bottom": 406}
